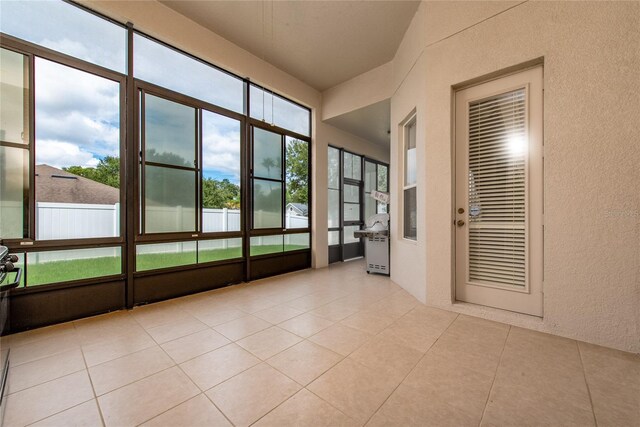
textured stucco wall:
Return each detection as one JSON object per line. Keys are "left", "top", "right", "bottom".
{"left": 390, "top": 1, "right": 640, "bottom": 352}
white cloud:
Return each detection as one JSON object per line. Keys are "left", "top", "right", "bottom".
{"left": 36, "top": 140, "right": 100, "bottom": 169}
{"left": 34, "top": 57, "right": 120, "bottom": 164}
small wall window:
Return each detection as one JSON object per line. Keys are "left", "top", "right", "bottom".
{"left": 402, "top": 114, "right": 417, "bottom": 240}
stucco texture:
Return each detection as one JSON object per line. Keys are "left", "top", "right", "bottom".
{"left": 390, "top": 1, "right": 639, "bottom": 352}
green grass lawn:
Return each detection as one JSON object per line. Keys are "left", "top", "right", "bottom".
{"left": 13, "top": 244, "right": 308, "bottom": 288}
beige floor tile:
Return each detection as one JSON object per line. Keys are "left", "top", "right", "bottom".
{"left": 579, "top": 342, "right": 640, "bottom": 426}
{"left": 213, "top": 315, "right": 271, "bottom": 341}
{"left": 73, "top": 312, "right": 142, "bottom": 347}
{"left": 402, "top": 351, "right": 494, "bottom": 417}
{"left": 82, "top": 331, "right": 156, "bottom": 368}
{"left": 497, "top": 328, "right": 590, "bottom": 399}
{"left": 98, "top": 367, "right": 199, "bottom": 427}
{"left": 8, "top": 348, "right": 86, "bottom": 394}
{"left": 404, "top": 305, "right": 458, "bottom": 329}
{"left": 180, "top": 343, "right": 260, "bottom": 391}
{"left": 161, "top": 328, "right": 230, "bottom": 363}
{"left": 481, "top": 378, "right": 595, "bottom": 426}
{"left": 146, "top": 317, "right": 208, "bottom": 344}
{"left": 267, "top": 340, "right": 343, "bottom": 385}
{"left": 232, "top": 297, "right": 279, "bottom": 313}
{"left": 482, "top": 328, "right": 595, "bottom": 426}
{"left": 279, "top": 313, "right": 334, "bottom": 338}
{"left": 349, "top": 334, "right": 423, "bottom": 380}
{"left": 192, "top": 307, "right": 247, "bottom": 327}
{"left": 236, "top": 326, "right": 302, "bottom": 360}
{"left": 142, "top": 394, "right": 231, "bottom": 427}
{"left": 31, "top": 399, "right": 104, "bottom": 427}
{"left": 2, "top": 322, "right": 77, "bottom": 349}
{"left": 9, "top": 332, "right": 80, "bottom": 366}
{"left": 308, "top": 324, "right": 371, "bottom": 356}
{"left": 307, "top": 358, "right": 400, "bottom": 424}
{"left": 4, "top": 371, "right": 94, "bottom": 427}
{"left": 206, "top": 363, "right": 301, "bottom": 427}
{"left": 286, "top": 292, "right": 342, "bottom": 311}
{"left": 428, "top": 319, "right": 508, "bottom": 376}
{"left": 253, "top": 305, "right": 304, "bottom": 324}
{"left": 377, "top": 320, "right": 444, "bottom": 353}
{"left": 310, "top": 302, "right": 360, "bottom": 322}
{"left": 130, "top": 303, "right": 192, "bottom": 330}
{"left": 340, "top": 311, "right": 395, "bottom": 335}
{"left": 367, "top": 384, "right": 479, "bottom": 427}
{"left": 88, "top": 346, "right": 174, "bottom": 395}
{"left": 254, "top": 388, "right": 357, "bottom": 427}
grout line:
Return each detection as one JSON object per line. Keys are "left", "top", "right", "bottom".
{"left": 23, "top": 397, "right": 98, "bottom": 427}
{"left": 478, "top": 324, "right": 511, "bottom": 426}
{"left": 576, "top": 341, "right": 599, "bottom": 427}
{"left": 203, "top": 391, "right": 237, "bottom": 427}
{"left": 77, "top": 331, "right": 108, "bottom": 427}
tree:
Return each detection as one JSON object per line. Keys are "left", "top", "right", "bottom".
{"left": 202, "top": 178, "right": 240, "bottom": 209}
{"left": 286, "top": 139, "right": 308, "bottom": 206}
{"left": 64, "top": 156, "right": 120, "bottom": 188}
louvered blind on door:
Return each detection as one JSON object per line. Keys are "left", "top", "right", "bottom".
{"left": 468, "top": 88, "right": 527, "bottom": 288}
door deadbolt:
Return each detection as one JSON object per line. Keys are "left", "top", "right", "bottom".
{"left": 457, "top": 220, "right": 465, "bottom": 227}
{"left": 457, "top": 208, "right": 465, "bottom": 214}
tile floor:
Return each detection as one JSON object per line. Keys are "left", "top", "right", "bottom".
{"left": 2, "top": 261, "right": 638, "bottom": 426}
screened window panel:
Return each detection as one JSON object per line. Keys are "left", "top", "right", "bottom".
{"left": 254, "top": 128, "right": 282, "bottom": 180}
{"left": 344, "top": 184, "right": 359, "bottom": 203}
{"left": 328, "top": 230, "right": 340, "bottom": 246}
{"left": 145, "top": 95, "right": 196, "bottom": 168}
{"left": 250, "top": 85, "right": 310, "bottom": 136}
{"left": 0, "top": 48, "right": 29, "bottom": 145}
{"left": 343, "top": 152, "right": 353, "bottom": 179}
{"left": 344, "top": 203, "right": 360, "bottom": 222}
{"left": 328, "top": 147, "right": 340, "bottom": 189}
{"left": 253, "top": 179, "right": 282, "bottom": 229}
{"left": 343, "top": 225, "right": 361, "bottom": 244}
{"left": 377, "top": 165, "right": 388, "bottom": 192}
{"left": 0, "top": 146, "right": 28, "bottom": 239}
{"left": 250, "top": 235, "right": 284, "bottom": 256}
{"left": 202, "top": 111, "right": 241, "bottom": 232}
{"left": 364, "top": 197, "right": 376, "bottom": 220}
{"left": 328, "top": 189, "right": 340, "bottom": 228}
{"left": 285, "top": 137, "right": 309, "bottom": 229}
{"left": 35, "top": 58, "right": 121, "bottom": 240}
{"left": 144, "top": 165, "right": 196, "bottom": 233}
{"left": 403, "top": 187, "right": 417, "bottom": 240}
{"left": 468, "top": 88, "right": 527, "bottom": 288}
{"left": 134, "top": 34, "right": 244, "bottom": 113}
{"left": 364, "top": 161, "right": 376, "bottom": 193}
{"left": 136, "top": 241, "right": 196, "bottom": 272}
{"left": 1, "top": 1, "right": 127, "bottom": 73}
{"left": 343, "top": 152, "right": 362, "bottom": 180}
{"left": 198, "top": 238, "right": 242, "bottom": 263}
{"left": 26, "top": 247, "right": 122, "bottom": 286}
{"left": 284, "top": 233, "right": 310, "bottom": 251}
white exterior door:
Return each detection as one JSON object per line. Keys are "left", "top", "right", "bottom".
{"left": 455, "top": 66, "right": 544, "bottom": 317}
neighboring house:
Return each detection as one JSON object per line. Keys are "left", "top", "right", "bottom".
{"left": 286, "top": 203, "right": 308, "bottom": 216}
{"left": 35, "top": 164, "right": 119, "bottom": 205}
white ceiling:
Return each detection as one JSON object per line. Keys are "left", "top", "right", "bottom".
{"left": 160, "top": 0, "right": 420, "bottom": 91}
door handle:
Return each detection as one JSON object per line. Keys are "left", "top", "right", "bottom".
{"left": 457, "top": 220, "right": 465, "bottom": 227}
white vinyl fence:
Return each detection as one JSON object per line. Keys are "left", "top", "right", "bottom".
{"left": 34, "top": 202, "right": 308, "bottom": 261}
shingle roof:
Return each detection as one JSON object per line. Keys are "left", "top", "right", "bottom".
{"left": 286, "top": 203, "right": 308, "bottom": 215}
{"left": 35, "top": 164, "right": 119, "bottom": 205}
